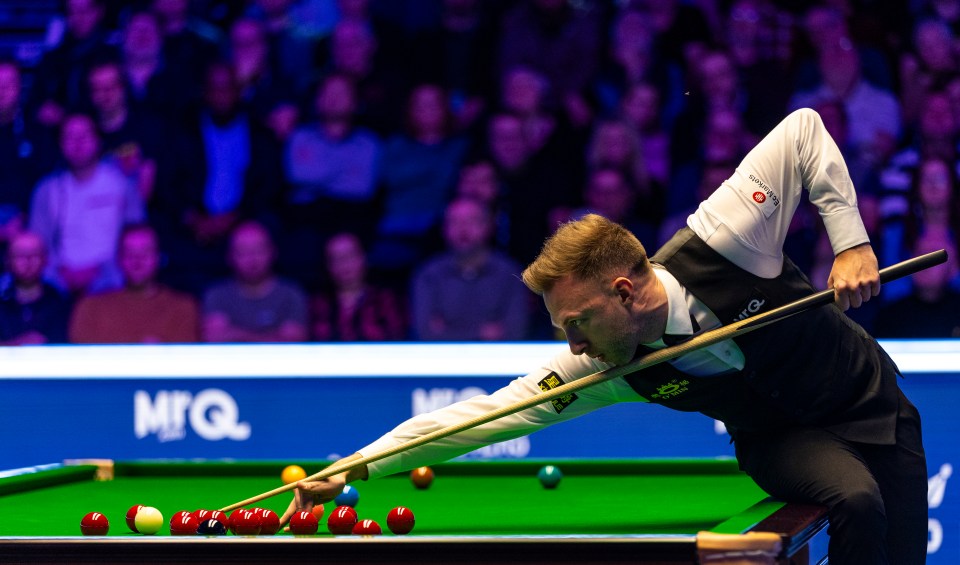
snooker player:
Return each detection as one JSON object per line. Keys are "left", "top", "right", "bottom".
{"left": 281, "top": 109, "right": 926, "bottom": 565}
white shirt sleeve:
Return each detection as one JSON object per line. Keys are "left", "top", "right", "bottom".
{"left": 358, "top": 351, "right": 645, "bottom": 479}
{"left": 688, "top": 108, "right": 870, "bottom": 278}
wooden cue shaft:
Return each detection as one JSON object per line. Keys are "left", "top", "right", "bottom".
{"left": 219, "top": 249, "right": 947, "bottom": 512}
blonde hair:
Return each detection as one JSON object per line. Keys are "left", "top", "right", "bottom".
{"left": 521, "top": 214, "right": 650, "bottom": 295}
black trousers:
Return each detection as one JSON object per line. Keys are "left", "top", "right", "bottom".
{"left": 735, "top": 390, "right": 928, "bottom": 564}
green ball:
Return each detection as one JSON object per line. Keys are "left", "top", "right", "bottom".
{"left": 537, "top": 465, "right": 562, "bottom": 489}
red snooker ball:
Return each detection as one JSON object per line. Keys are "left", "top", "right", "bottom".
{"left": 386, "top": 506, "right": 415, "bottom": 535}
{"left": 326, "top": 505, "right": 358, "bottom": 535}
{"left": 227, "top": 509, "right": 247, "bottom": 534}
{"left": 208, "top": 510, "right": 229, "bottom": 528}
{"left": 311, "top": 504, "right": 325, "bottom": 521}
{"left": 233, "top": 509, "right": 262, "bottom": 535}
{"left": 410, "top": 466, "right": 434, "bottom": 489}
{"left": 125, "top": 504, "right": 144, "bottom": 533}
{"left": 289, "top": 510, "right": 319, "bottom": 535}
{"left": 258, "top": 509, "right": 281, "bottom": 535}
{"left": 352, "top": 519, "right": 382, "bottom": 536}
{"left": 170, "top": 512, "right": 199, "bottom": 536}
{"left": 80, "top": 512, "right": 110, "bottom": 536}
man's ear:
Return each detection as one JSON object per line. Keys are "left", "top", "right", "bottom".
{"left": 612, "top": 276, "right": 634, "bottom": 304}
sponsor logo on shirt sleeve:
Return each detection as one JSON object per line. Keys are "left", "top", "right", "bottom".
{"left": 538, "top": 372, "right": 579, "bottom": 414}
{"left": 746, "top": 173, "right": 780, "bottom": 218}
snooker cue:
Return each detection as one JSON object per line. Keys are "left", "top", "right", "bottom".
{"left": 220, "top": 249, "right": 947, "bottom": 512}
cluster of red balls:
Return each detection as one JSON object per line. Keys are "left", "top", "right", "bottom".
{"left": 288, "top": 504, "right": 414, "bottom": 536}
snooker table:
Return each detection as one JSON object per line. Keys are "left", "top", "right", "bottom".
{"left": 0, "top": 459, "right": 828, "bottom": 565}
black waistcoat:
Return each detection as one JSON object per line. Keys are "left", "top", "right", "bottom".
{"left": 623, "top": 228, "right": 900, "bottom": 444}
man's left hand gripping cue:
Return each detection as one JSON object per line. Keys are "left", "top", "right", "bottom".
{"left": 828, "top": 243, "right": 881, "bottom": 311}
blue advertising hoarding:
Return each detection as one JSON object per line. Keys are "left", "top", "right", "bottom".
{"left": 0, "top": 341, "right": 957, "bottom": 562}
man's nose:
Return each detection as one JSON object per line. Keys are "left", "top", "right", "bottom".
{"left": 566, "top": 332, "right": 588, "bottom": 355}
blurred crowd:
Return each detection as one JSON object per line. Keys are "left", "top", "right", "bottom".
{"left": 0, "top": 0, "right": 958, "bottom": 345}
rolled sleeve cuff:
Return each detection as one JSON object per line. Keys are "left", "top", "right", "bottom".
{"left": 822, "top": 207, "right": 870, "bottom": 256}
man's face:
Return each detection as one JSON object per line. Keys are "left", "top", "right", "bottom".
{"left": 7, "top": 234, "right": 46, "bottom": 285}
{"left": 88, "top": 65, "right": 125, "bottom": 114}
{"left": 229, "top": 226, "right": 274, "bottom": 283}
{"left": 119, "top": 229, "right": 160, "bottom": 288}
{"left": 443, "top": 200, "right": 491, "bottom": 254}
{"left": 0, "top": 64, "right": 20, "bottom": 115}
{"left": 544, "top": 274, "right": 641, "bottom": 366}
{"left": 60, "top": 115, "right": 101, "bottom": 170}
{"left": 316, "top": 77, "right": 356, "bottom": 122}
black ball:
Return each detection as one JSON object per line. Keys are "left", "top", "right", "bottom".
{"left": 197, "top": 518, "right": 227, "bottom": 535}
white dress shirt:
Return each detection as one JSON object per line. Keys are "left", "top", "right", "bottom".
{"left": 358, "top": 108, "right": 871, "bottom": 479}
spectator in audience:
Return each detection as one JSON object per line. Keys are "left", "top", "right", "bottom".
{"left": 151, "top": 0, "right": 220, "bottom": 91}
{"left": 722, "top": 0, "right": 794, "bottom": 135}
{"left": 618, "top": 82, "right": 670, "bottom": 188}
{"left": 29, "top": 113, "right": 145, "bottom": 294}
{"left": 585, "top": 119, "right": 660, "bottom": 224}
{"left": 326, "top": 18, "right": 403, "bottom": 133}
{"left": 311, "top": 232, "right": 406, "bottom": 341}
{"left": 86, "top": 59, "right": 164, "bottom": 204}
{"left": 0, "top": 231, "right": 71, "bottom": 345}
{"left": 591, "top": 8, "right": 659, "bottom": 117}
{"left": 878, "top": 90, "right": 958, "bottom": 226}
{"left": 484, "top": 111, "right": 576, "bottom": 265}
{"left": 203, "top": 220, "right": 308, "bottom": 342}
{"left": 790, "top": 33, "right": 900, "bottom": 177}
{"left": 117, "top": 9, "right": 186, "bottom": 121}
{"left": 568, "top": 167, "right": 656, "bottom": 246}
{"left": 30, "top": 0, "right": 116, "bottom": 129}
{"left": 498, "top": 0, "right": 602, "bottom": 128}
{"left": 69, "top": 223, "right": 199, "bottom": 343}
{"left": 282, "top": 73, "right": 380, "bottom": 286}
{"left": 412, "top": 198, "right": 529, "bottom": 341}
{"left": 228, "top": 17, "right": 299, "bottom": 142}
{"left": 454, "top": 157, "right": 508, "bottom": 248}
{"left": 899, "top": 18, "right": 958, "bottom": 126}
{"left": 874, "top": 229, "right": 960, "bottom": 338}
{"left": 406, "top": 0, "right": 498, "bottom": 130}
{"left": 0, "top": 60, "right": 53, "bottom": 249}
{"left": 155, "top": 61, "right": 283, "bottom": 294}
{"left": 369, "top": 83, "right": 469, "bottom": 275}
{"left": 245, "top": 0, "right": 325, "bottom": 100}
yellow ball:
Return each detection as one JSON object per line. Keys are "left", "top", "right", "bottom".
{"left": 134, "top": 506, "right": 163, "bottom": 535}
{"left": 281, "top": 465, "right": 307, "bottom": 484}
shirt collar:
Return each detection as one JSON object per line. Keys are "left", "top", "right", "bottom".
{"left": 644, "top": 266, "right": 695, "bottom": 346}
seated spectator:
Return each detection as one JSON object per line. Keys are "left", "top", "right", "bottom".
{"left": 0, "top": 59, "right": 54, "bottom": 250}
{"left": 69, "top": 224, "right": 199, "bottom": 343}
{"left": 154, "top": 61, "right": 282, "bottom": 295}
{"left": 311, "top": 232, "right": 406, "bottom": 341}
{"left": 874, "top": 229, "right": 960, "bottom": 338}
{"left": 203, "top": 221, "right": 308, "bottom": 342}
{"left": 0, "top": 231, "right": 71, "bottom": 345}
{"left": 228, "top": 17, "right": 299, "bottom": 142}
{"left": 369, "top": 83, "right": 469, "bottom": 275}
{"left": 567, "top": 167, "right": 657, "bottom": 246}
{"left": 86, "top": 59, "right": 165, "bottom": 204}
{"left": 618, "top": 82, "right": 670, "bottom": 188}
{"left": 412, "top": 198, "right": 529, "bottom": 341}
{"left": 29, "top": 0, "right": 116, "bottom": 129}
{"left": 281, "top": 72, "right": 380, "bottom": 286}
{"left": 117, "top": 9, "right": 189, "bottom": 121}
{"left": 586, "top": 118, "right": 662, "bottom": 226}
{"left": 790, "top": 36, "right": 899, "bottom": 178}
{"left": 29, "top": 113, "right": 145, "bottom": 295}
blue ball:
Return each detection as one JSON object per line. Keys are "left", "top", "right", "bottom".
{"left": 537, "top": 465, "right": 562, "bottom": 489}
{"left": 335, "top": 485, "right": 360, "bottom": 507}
